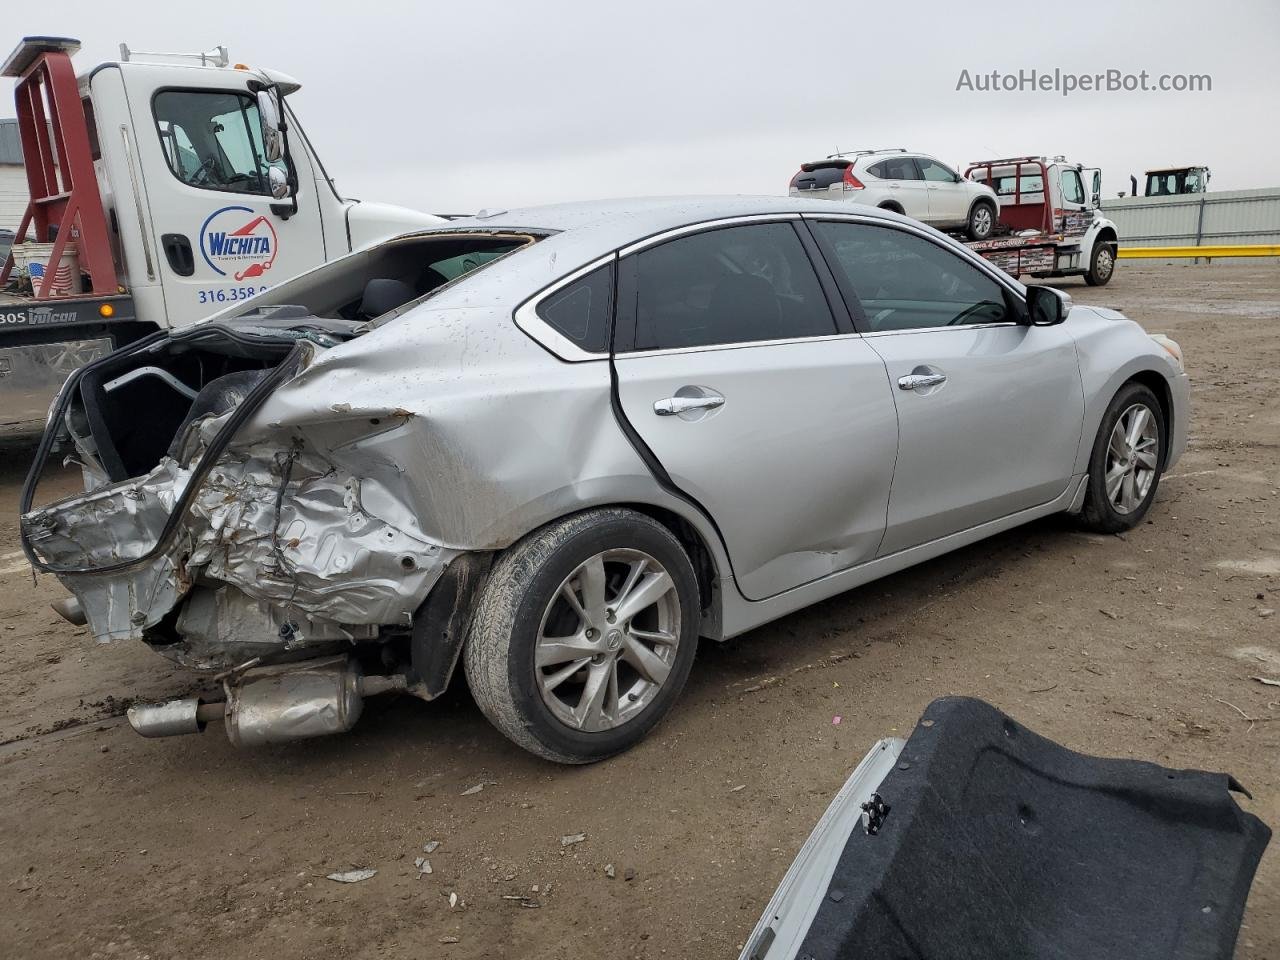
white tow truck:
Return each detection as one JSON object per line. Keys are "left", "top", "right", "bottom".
{"left": 961, "top": 155, "right": 1119, "bottom": 286}
{"left": 0, "top": 36, "right": 443, "bottom": 435}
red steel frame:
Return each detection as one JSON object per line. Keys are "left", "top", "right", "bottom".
{"left": 0, "top": 46, "right": 118, "bottom": 297}
{"left": 963, "top": 156, "right": 1053, "bottom": 235}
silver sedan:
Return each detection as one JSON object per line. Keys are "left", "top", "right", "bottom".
{"left": 21, "top": 196, "right": 1189, "bottom": 762}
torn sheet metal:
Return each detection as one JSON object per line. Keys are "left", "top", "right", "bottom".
{"left": 22, "top": 435, "right": 458, "bottom": 645}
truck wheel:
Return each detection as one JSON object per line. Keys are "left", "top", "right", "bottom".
{"left": 966, "top": 201, "right": 996, "bottom": 240}
{"left": 1085, "top": 241, "right": 1116, "bottom": 286}
{"left": 1079, "top": 382, "right": 1165, "bottom": 533}
{"left": 463, "top": 508, "right": 700, "bottom": 764}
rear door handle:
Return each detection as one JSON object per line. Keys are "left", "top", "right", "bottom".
{"left": 654, "top": 395, "right": 725, "bottom": 416}
{"left": 898, "top": 373, "right": 947, "bottom": 390}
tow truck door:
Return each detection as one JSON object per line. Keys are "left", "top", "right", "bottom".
{"left": 117, "top": 64, "right": 327, "bottom": 325}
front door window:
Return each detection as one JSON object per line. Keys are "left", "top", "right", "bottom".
{"left": 153, "top": 90, "right": 283, "bottom": 196}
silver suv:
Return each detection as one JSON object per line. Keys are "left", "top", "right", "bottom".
{"left": 789, "top": 149, "right": 999, "bottom": 240}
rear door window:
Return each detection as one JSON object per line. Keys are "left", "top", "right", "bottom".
{"left": 881, "top": 156, "right": 921, "bottom": 180}
{"left": 621, "top": 222, "right": 836, "bottom": 351}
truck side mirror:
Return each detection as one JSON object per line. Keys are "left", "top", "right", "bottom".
{"left": 268, "top": 165, "right": 290, "bottom": 200}
{"left": 256, "top": 89, "right": 284, "bottom": 163}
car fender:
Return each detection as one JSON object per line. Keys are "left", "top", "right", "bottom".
{"left": 1065, "top": 305, "right": 1187, "bottom": 475}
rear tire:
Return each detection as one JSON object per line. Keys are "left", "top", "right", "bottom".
{"left": 463, "top": 508, "right": 700, "bottom": 764}
{"left": 1084, "top": 240, "right": 1116, "bottom": 286}
{"left": 1079, "top": 383, "right": 1165, "bottom": 533}
{"left": 966, "top": 200, "right": 996, "bottom": 240}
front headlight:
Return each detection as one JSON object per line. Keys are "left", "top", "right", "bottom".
{"left": 1148, "top": 333, "right": 1184, "bottom": 373}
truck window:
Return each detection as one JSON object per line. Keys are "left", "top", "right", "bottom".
{"left": 153, "top": 90, "right": 279, "bottom": 196}
{"left": 1060, "top": 169, "right": 1085, "bottom": 204}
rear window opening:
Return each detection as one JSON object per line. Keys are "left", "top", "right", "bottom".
{"left": 25, "top": 231, "right": 546, "bottom": 509}
{"left": 236, "top": 230, "right": 544, "bottom": 324}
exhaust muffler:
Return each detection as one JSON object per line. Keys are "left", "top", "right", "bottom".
{"left": 127, "top": 656, "right": 406, "bottom": 745}
{"left": 223, "top": 655, "right": 364, "bottom": 747}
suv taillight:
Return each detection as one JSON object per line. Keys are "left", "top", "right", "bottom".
{"left": 843, "top": 167, "right": 865, "bottom": 190}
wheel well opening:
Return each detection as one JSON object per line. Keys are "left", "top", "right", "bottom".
{"left": 625, "top": 504, "right": 719, "bottom": 620}
{"left": 878, "top": 201, "right": 904, "bottom": 214}
{"left": 1096, "top": 226, "right": 1117, "bottom": 246}
{"left": 1126, "top": 370, "right": 1174, "bottom": 467}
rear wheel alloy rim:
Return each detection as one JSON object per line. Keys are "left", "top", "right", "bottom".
{"left": 973, "top": 206, "right": 992, "bottom": 235}
{"left": 1096, "top": 246, "right": 1114, "bottom": 279}
{"left": 534, "top": 549, "right": 681, "bottom": 732}
{"left": 1105, "top": 403, "right": 1159, "bottom": 514}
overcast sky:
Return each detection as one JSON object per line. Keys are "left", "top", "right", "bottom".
{"left": 4, "top": 0, "right": 1277, "bottom": 212}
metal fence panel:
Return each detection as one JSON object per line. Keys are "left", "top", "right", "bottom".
{"left": 1101, "top": 188, "right": 1280, "bottom": 247}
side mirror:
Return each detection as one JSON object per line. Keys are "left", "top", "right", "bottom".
{"left": 1024, "top": 285, "right": 1072, "bottom": 326}
{"left": 256, "top": 88, "right": 284, "bottom": 163}
{"left": 268, "top": 165, "right": 290, "bottom": 200}
{"left": 1091, "top": 192, "right": 1101, "bottom": 207}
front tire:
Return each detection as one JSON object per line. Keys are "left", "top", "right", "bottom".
{"left": 463, "top": 508, "right": 700, "bottom": 763}
{"left": 1080, "top": 383, "right": 1165, "bottom": 532}
{"left": 1085, "top": 240, "right": 1116, "bottom": 286}
{"left": 966, "top": 201, "right": 996, "bottom": 240}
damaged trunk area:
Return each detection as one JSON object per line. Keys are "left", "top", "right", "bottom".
{"left": 20, "top": 231, "right": 533, "bottom": 744}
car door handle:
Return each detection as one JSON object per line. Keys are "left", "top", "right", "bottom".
{"left": 654, "top": 395, "right": 725, "bottom": 416}
{"left": 898, "top": 373, "right": 947, "bottom": 390}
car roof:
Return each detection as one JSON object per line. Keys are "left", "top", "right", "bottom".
{"left": 436, "top": 195, "right": 908, "bottom": 257}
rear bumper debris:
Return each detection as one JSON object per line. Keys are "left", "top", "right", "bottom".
{"left": 23, "top": 444, "right": 460, "bottom": 649}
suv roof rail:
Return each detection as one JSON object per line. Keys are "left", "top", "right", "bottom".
{"left": 118, "top": 42, "right": 229, "bottom": 67}
{"left": 826, "top": 147, "right": 908, "bottom": 159}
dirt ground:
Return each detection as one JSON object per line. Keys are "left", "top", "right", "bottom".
{"left": 0, "top": 260, "right": 1276, "bottom": 959}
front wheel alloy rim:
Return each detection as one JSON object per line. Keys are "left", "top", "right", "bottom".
{"left": 973, "top": 206, "right": 992, "bottom": 235}
{"left": 534, "top": 549, "right": 681, "bottom": 733}
{"left": 1105, "top": 403, "right": 1159, "bottom": 514}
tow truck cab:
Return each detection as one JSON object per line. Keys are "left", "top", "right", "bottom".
{"left": 0, "top": 36, "right": 443, "bottom": 436}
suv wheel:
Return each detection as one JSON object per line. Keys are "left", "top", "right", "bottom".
{"left": 1079, "top": 383, "right": 1165, "bottom": 532}
{"left": 463, "top": 508, "right": 700, "bottom": 763}
{"left": 966, "top": 201, "right": 996, "bottom": 240}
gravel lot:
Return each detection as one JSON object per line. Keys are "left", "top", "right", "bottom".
{"left": 0, "top": 260, "right": 1276, "bottom": 959}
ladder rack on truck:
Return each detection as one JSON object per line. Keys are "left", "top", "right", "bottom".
{"left": 0, "top": 38, "right": 139, "bottom": 434}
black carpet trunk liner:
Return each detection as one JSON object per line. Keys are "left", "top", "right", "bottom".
{"left": 798, "top": 697, "right": 1270, "bottom": 959}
